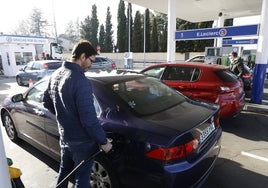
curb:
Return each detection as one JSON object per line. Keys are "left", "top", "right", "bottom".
{"left": 243, "top": 102, "right": 268, "bottom": 114}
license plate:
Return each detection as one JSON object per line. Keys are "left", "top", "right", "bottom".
{"left": 200, "top": 123, "right": 215, "bottom": 144}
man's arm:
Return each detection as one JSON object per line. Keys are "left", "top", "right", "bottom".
{"left": 237, "top": 60, "right": 244, "bottom": 77}
{"left": 43, "top": 82, "right": 56, "bottom": 115}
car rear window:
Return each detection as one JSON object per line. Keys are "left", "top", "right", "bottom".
{"left": 243, "top": 65, "right": 251, "bottom": 74}
{"left": 112, "top": 77, "right": 185, "bottom": 115}
{"left": 215, "top": 69, "right": 239, "bottom": 82}
{"left": 46, "top": 62, "right": 62, "bottom": 69}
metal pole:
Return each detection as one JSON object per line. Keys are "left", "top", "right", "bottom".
{"left": 0, "top": 127, "right": 12, "bottom": 188}
{"left": 52, "top": 0, "right": 58, "bottom": 43}
{"left": 143, "top": 9, "right": 146, "bottom": 66}
{"left": 128, "top": 4, "right": 131, "bottom": 53}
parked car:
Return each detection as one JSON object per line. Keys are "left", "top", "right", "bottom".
{"left": 90, "top": 56, "right": 116, "bottom": 71}
{"left": 1, "top": 70, "right": 222, "bottom": 188}
{"left": 15, "top": 60, "right": 63, "bottom": 86}
{"left": 185, "top": 55, "right": 205, "bottom": 63}
{"left": 242, "top": 64, "right": 253, "bottom": 90}
{"left": 141, "top": 62, "right": 245, "bottom": 118}
{"left": 186, "top": 55, "right": 253, "bottom": 91}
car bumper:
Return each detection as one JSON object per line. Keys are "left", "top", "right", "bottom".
{"left": 162, "top": 129, "right": 222, "bottom": 188}
{"left": 218, "top": 92, "right": 245, "bottom": 118}
{"left": 120, "top": 128, "right": 222, "bottom": 188}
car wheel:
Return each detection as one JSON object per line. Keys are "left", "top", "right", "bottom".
{"left": 2, "top": 111, "right": 20, "bottom": 142}
{"left": 90, "top": 157, "right": 119, "bottom": 188}
{"left": 16, "top": 76, "right": 23, "bottom": 86}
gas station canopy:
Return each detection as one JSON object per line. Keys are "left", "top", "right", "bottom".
{"left": 125, "top": 0, "right": 262, "bottom": 22}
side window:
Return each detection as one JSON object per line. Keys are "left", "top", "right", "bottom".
{"left": 190, "top": 68, "right": 200, "bottom": 81}
{"left": 166, "top": 67, "right": 196, "bottom": 81}
{"left": 94, "top": 58, "right": 101, "bottom": 63}
{"left": 32, "top": 62, "right": 41, "bottom": 70}
{"left": 142, "top": 67, "right": 165, "bottom": 79}
{"left": 25, "top": 62, "right": 34, "bottom": 70}
{"left": 26, "top": 80, "right": 48, "bottom": 104}
{"left": 93, "top": 96, "right": 101, "bottom": 117}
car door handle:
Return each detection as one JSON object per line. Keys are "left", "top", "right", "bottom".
{"left": 33, "top": 109, "right": 44, "bottom": 116}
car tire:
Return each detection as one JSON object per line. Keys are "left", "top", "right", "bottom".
{"left": 91, "top": 156, "right": 120, "bottom": 188}
{"left": 2, "top": 111, "right": 20, "bottom": 142}
{"left": 16, "top": 76, "right": 23, "bottom": 86}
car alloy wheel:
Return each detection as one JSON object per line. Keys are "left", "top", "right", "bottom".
{"left": 16, "top": 76, "right": 23, "bottom": 86}
{"left": 2, "top": 112, "right": 19, "bottom": 142}
{"left": 90, "top": 157, "right": 119, "bottom": 188}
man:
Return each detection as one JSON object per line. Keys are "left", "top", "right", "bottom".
{"left": 229, "top": 51, "right": 244, "bottom": 78}
{"left": 43, "top": 40, "right": 112, "bottom": 188}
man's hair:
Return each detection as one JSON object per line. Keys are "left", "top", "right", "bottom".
{"left": 71, "top": 40, "right": 98, "bottom": 60}
{"left": 231, "top": 52, "right": 238, "bottom": 58}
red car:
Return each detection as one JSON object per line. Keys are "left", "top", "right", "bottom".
{"left": 141, "top": 62, "right": 245, "bottom": 118}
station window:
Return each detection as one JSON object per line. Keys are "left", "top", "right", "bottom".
{"left": 15, "top": 52, "right": 33, "bottom": 65}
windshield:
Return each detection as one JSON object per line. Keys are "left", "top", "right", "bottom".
{"left": 112, "top": 77, "right": 185, "bottom": 115}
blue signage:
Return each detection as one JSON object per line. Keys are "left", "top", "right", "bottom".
{"left": 175, "top": 24, "right": 259, "bottom": 40}
{"left": 222, "top": 39, "right": 258, "bottom": 45}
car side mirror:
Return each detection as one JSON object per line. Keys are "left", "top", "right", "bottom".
{"left": 11, "top": 94, "right": 24, "bottom": 103}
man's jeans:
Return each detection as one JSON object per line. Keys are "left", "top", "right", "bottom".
{"left": 56, "top": 140, "right": 98, "bottom": 188}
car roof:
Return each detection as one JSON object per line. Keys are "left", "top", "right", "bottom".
{"left": 85, "top": 70, "right": 145, "bottom": 84}
{"left": 29, "top": 60, "right": 63, "bottom": 64}
{"left": 142, "top": 62, "right": 228, "bottom": 70}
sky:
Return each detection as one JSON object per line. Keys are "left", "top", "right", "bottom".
{"left": 0, "top": 0, "right": 145, "bottom": 37}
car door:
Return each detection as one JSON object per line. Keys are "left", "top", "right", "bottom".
{"left": 162, "top": 66, "right": 200, "bottom": 98}
{"left": 30, "top": 62, "right": 43, "bottom": 82}
{"left": 15, "top": 80, "right": 48, "bottom": 149}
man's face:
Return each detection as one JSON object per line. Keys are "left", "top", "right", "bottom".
{"left": 81, "top": 55, "right": 96, "bottom": 72}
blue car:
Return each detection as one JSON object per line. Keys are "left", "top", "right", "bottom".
{"left": 15, "top": 60, "right": 63, "bottom": 86}
{"left": 1, "top": 70, "right": 222, "bottom": 188}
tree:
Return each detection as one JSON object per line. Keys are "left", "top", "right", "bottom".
{"left": 13, "top": 20, "right": 31, "bottom": 35}
{"left": 29, "top": 8, "right": 49, "bottom": 36}
{"left": 117, "top": 0, "right": 127, "bottom": 52}
{"left": 132, "top": 11, "right": 143, "bottom": 52}
{"left": 126, "top": 3, "right": 133, "bottom": 51}
{"left": 65, "top": 21, "right": 79, "bottom": 43}
{"left": 150, "top": 17, "right": 158, "bottom": 52}
{"left": 80, "top": 16, "right": 91, "bottom": 41}
{"left": 154, "top": 13, "right": 167, "bottom": 52}
{"left": 99, "top": 24, "right": 105, "bottom": 52}
{"left": 104, "top": 7, "right": 114, "bottom": 52}
{"left": 90, "top": 5, "right": 99, "bottom": 49}
{"left": 80, "top": 4, "right": 99, "bottom": 49}
{"left": 144, "top": 9, "right": 151, "bottom": 52}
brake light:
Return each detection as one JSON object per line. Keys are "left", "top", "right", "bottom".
{"left": 213, "top": 116, "right": 220, "bottom": 127}
{"left": 242, "top": 73, "right": 252, "bottom": 79}
{"left": 145, "top": 139, "right": 199, "bottom": 161}
{"left": 43, "top": 63, "right": 49, "bottom": 69}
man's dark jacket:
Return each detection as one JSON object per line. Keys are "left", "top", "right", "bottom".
{"left": 43, "top": 61, "right": 107, "bottom": 145}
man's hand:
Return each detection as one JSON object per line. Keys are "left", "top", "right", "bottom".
{"left": 100, "top": 140, "right": 113, "bottom": 153}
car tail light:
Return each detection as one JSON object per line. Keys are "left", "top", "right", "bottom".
{"left": 145, "top": 139, "right": 199, "bottom": 161}
{"left": 242, "top": 73, "right": 252, "bottom": 79}
{"left": 43, "top": 63, "right": 49, "bottom": 69}
{"left": 213, "top": 115, "right": 220, "bottom": 127}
